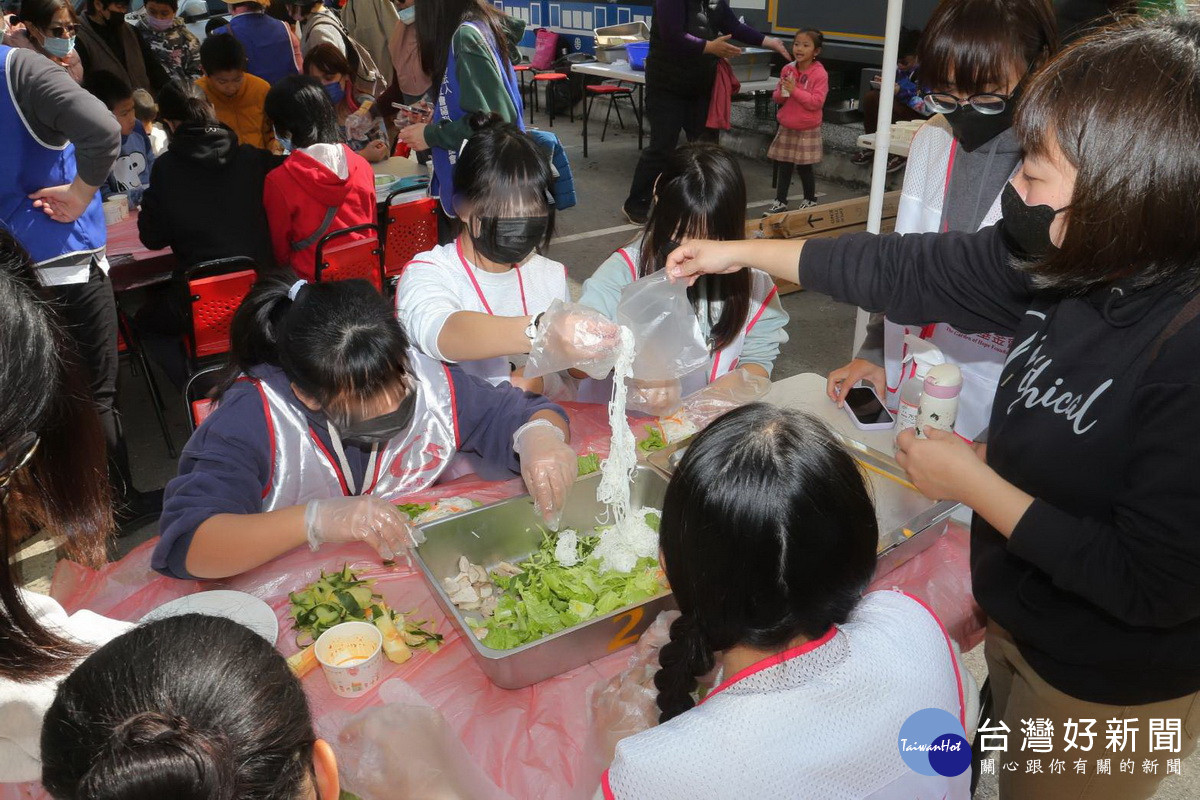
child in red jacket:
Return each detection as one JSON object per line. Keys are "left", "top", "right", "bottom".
{"left": 262, "top": 75, "right": 376, "bottom": 280}
{"left": 765, "top": 29, "right": 828, "bottom": 215}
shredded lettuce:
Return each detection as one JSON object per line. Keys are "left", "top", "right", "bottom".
{"left": 395, "top": 502, "right": 433, "bottom": 519}
{"left": 475, "top": 512, "right": 668, "bottom": 651}
{"left": 576, "top": 453, "right": 601, "bottom": 476}
{"left": 638, "top": 425, "right": 666, "bottom": 453}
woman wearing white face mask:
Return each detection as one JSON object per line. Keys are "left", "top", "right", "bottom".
{"left": 5, "top": 0, "right": 84, "bottom": 82}
{"left": 135, "top": 0, "right": 201, "bottom": 82}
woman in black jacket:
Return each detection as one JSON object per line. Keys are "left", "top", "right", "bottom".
{"left": 665, "top": 18, "right": 1200, "bottom": 800}
{"left": 136, "top": 78, "right": 281, "bottom": 388}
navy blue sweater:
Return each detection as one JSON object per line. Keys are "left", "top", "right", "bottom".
{"left": 154, "top": 363, "right": 566, "bottom": 579}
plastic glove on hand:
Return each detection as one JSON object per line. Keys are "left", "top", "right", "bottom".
{"left": 626, "top": 378, "right": 682, "bottom": 417}
{"left": 304, "top": 495, "right": 422, "bottom": 562}
{"left": 526, "top": 300, "right": 623, "bottom": 380}
{"left": 514, "top": 421, "right": 575, "bottom": 531}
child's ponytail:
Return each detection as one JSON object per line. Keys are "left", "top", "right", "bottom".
{"left": 213, "top": 276, "right": 298, "bottom": 399}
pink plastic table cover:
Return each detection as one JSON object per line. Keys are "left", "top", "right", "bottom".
{"left": 4, "top": 404, "right": 983, "bottom": 800}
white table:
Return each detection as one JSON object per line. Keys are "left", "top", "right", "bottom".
{"left": 370, "top": 155, "right": 430, "bottom": 206}
{"left": 763, "top": 372, "right": 896, "bottom": 454}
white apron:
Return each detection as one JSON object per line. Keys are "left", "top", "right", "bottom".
{"left": 245, "top": 349, "right": 459, "bottom": 509}
{"left": 882, "top": 117, "right": 1014, "bottom": 439}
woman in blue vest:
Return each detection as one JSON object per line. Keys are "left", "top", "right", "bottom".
{"left": 214, "top": 0, "right": 300, "bottom": 86}
{"left": 0, "top": 44, "right": 158, "bottom": 530}
{"left": 398, "top": 0, "right": 525, "bottom": 239}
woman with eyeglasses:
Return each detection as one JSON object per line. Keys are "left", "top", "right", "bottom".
{"left": 0, "top": 231, "right": 132, "bottom": 783}
{"left": 827, "top": 0, "right": 1058, "bottom": 441}
{"left": 4, "top": 0, "right": 84, "bottom": 82}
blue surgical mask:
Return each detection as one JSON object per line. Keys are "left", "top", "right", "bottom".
{"left": 323, "top": 81, "right": 345, "bottom": 106}
{"left": 274, "top": 129, "right": 293, "bottom": 152}
{"left": 398, "top": 5, "right": 414, "bottom": 23}
{"left": 43, "top": 35, "right": 76, "bottom": 58}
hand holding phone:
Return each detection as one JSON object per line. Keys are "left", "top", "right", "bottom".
{"left": 842, "top": 385, "right": 896, "bottom": 431}
{"left": 392, "top": 102, "right": 431, "bottom": 124}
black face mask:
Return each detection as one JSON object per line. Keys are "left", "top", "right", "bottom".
{"left": 945, "top": 103, "right": 1015, "bottom": 153}
{"left": 1000, "top": 182, "right": 1061, "bottom": 260}
{"left": 104, "top": 6, "right": 127, "bottom": 26}
{"left": 471, "top": 216, "right": 549, "bottom": 265}
{"left": 338, "top": 389, "right": 417, "bottom": 445}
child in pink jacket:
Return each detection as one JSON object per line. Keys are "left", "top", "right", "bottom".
{"left": 765, "top": 29, "right": 828, "bottom": 215}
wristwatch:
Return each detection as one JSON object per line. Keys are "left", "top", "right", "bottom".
{"left": 524, "top": 312, "right": 545, "bottom": 344}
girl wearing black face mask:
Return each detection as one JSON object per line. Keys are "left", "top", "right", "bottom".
{"left": 154, "top": 275, "right": 577, "bottom": 581}
{"left": 827, "top": 0, "right": 1058, "bottom": 442}
{"left": 396, "top": 113, "right": 621, "bottom": 403}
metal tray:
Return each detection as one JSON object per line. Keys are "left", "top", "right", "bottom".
{"left": 644, "top": 436, "right": 955, "bottom": 578}
{"left": 412, "top": 466, "right": 674, "bottom": 689}
{"left": 594, "top": 21, "right": 649, "bottom": 63}
{"left": 728, "top": 47, "right": 773, "bottom": 82}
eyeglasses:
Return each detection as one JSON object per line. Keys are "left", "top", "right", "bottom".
{"left": 921, "top": 91, "right": 1011, "bottom": 115}
{"left": 47, "top": 22, "right": 78, "bottom": 37}
{"left": 0, "top": 432, "right": 39, "bottom": 505}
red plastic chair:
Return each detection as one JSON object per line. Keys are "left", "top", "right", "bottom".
{"left": 381, "top": 195, "right": 438, "bottom": 279}
{"left": 314, "top": 224, "right": 384, "bottom": 290}
{"left": 532, "top": 72, "right": 573, "bottom": 127}
{"left": 184, "top": 364, "right": 224, "bottom": 432}
{"left": 180, "top": 258, "right": 258, "bottom": 361}
{"left": 582, "top": 82, "right": 639, "bottom": 157}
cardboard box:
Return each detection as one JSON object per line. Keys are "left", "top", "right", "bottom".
{"left": 746, "top": 192, "right": 901, "bottom": 294}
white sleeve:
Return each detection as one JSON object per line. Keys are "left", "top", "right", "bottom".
{"left": 395, "top": 261, "right": 464, "bottom": 362}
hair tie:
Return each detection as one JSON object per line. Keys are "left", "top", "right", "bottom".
{"left": 287, "top": 279, "right": 307, "bottom": 301}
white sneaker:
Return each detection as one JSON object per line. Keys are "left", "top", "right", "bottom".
{"left": 796, "top": 198, "right": 818, "bottom": 209}
{"left": 762, "top": 201, "right": 789, "bottom": 217}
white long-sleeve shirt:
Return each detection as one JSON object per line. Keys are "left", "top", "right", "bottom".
{"left": 0, "top": 591, "right": 132, "bottom": 782}
{"left": 395, "top": 239, "right": 569, "bottom": 386}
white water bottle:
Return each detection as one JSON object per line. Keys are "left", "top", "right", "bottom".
{"left": 916, "top": 363, "right": 963, "bottom": 438}
{"left": 894, "top": 334, "right": 945, "bottom": 447}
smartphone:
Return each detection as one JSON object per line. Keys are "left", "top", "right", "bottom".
{"left": 842, "top": 386, "right": 896, "bottom": 430}
{"left": 391, "top": 102, "right": 430, "bottom": 122}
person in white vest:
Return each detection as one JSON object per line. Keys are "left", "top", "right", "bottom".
{"left": 578, "top": 143, "right": 788, "bottom": 414}
{"left": 827, "top": 0, "right": 1058, "bottom": 440}
{"left": 396, "top": 115, "right": 621, "bottom": 400}
{"left": 153, "top": 277, "right": 578, "bottom": 580}
{"left": 603, "top": 405, "right": 970, "bottom": 799}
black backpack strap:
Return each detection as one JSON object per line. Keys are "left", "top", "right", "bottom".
{"left": 292, "top": 206, "right": 338, "bottom": 252}
{"left": 1148, "top": 293, "right": 1200, "bottom": 364}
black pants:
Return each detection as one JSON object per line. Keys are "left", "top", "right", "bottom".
{"left": 44, "top": 263, "right": 136, "bottom": 496}
{"left": 775, "top": 162, "right": 816, "bottom": 203}
{"left": 134, "top": 284, "right": 189, "bottom": 392}
{"left": 624, "top": 86, "right": 715, "bottom": 216}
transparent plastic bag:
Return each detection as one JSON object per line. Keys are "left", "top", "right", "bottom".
{"left": 649, "top": 370, "right": 772, "bottom": 443}
{"left": 615, "top": 273, "right": 709, "bottom": 382}
{"left": 335, "top": 681, "right": 514, "bottom": 800}
{"left": 525, "top": 300, "right": 624, "bottom": 380}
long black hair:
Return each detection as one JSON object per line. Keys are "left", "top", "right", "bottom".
{"left": 639, "top": 143, "right": 750, "bottom": 352}
{"left": 654, "top": 404, "right": 878, "bottom": 723}
{"left": 415, "top": 0, "right": 511, "bottom": 89}
{"left": 218, "top": 277, "right": 412, "bottom": 422}
{"left": 156, "top": 79, "right": 216, "bottom": 126}
{"left": 0, "top": 231, "right": 111, "bottom": 683}
{"left": 452, "top": 112, "right": 555, "bottom": 250}
{"left": 1015, "top": 17, "right": 1200, "bottom": 293}
{"left": 41, "top": 615, "right": 317, "bottom": 800}
{"left": 263, "top": 75, "right": 342, "bottom": 149}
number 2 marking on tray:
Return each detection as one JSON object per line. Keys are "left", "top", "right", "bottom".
{"left": 607, "top": 608, "right": 644, "bottom": 652}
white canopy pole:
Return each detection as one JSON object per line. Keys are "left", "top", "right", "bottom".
{"left": 852, "top": 0, "right": 905, "bottom": 355}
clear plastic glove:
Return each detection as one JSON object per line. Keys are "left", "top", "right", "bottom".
{"left": 626, "top": 378, "right": 682, "bottom": 417}
{"left": 344, "top": 107, "right": 376, "bottom": 141}
{"left": 304, "top": 496, "right": 423, "bottom": 562}
{"left": 513, "top": 420, "right": 576, "bottom": 531}
{"left": 676, "top": 369, "right": 771, "bottom": 429}
{"left": 524, "top": 299, "right": 623, "bottom": 380}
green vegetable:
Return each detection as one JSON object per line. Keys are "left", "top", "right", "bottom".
{"left": 577, "top": 453, "right": 601, "bottom": 476}
{"left": 395, "top": 502, "right": 433, "bottom": 519}
{"left": 473, "top": 511, "right": 668, "bottom": 651}
{"left": 638, "top": 425, "right": 666, "bottom": 453}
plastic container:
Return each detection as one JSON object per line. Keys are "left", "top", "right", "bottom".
{"left": 894, "top": 334, "right": 946, "bottom": 445}
{"left": 626, "top": 41, "right": 649, "bottom": 70}
{"left": 916, "top": 363, "right": 963, "bottom": 438}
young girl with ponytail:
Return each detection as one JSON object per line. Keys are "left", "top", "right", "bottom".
{"left": 41, "top": 614, "right": 337, "bottom": 800}
{"left": 154, "top": 277, "right": 577, "bottom": 580}
{"left": 602, "top": 404, "right": 968, "bottom": 799}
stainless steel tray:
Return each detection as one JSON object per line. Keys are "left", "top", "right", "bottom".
{"left": 412, "top": 466, "right": 674, "bottom": 689}
{"left": 728, "top": 47, "right": 773, "bottom": 82}
{"left": 643, "top": 435, "right": 955, "bottom": 578}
